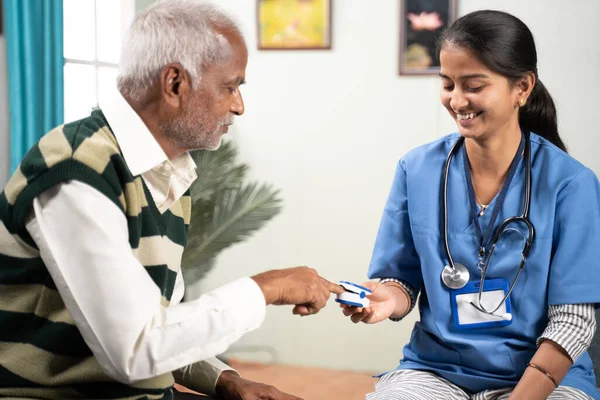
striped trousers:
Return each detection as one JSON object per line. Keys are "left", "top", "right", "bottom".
{"left": 366, "top": 370, "right": 593, "bottom": 400}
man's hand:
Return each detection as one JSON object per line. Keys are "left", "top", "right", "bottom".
{"left": 215, "top": 371, "right": 303, "bottom": 400}
{"left": 251, "top": 267, "right": 343, "bottom": 316}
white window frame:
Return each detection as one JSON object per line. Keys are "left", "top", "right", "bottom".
{"left": 63, "top": 0, "right": 135, "bottom": 120}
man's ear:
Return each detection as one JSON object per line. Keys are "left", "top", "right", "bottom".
{"left": 160, "top": 63, "right": 191, "bottom": 109}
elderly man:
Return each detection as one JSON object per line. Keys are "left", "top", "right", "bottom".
{"left": 0, "top": 0, "right": 341, "bottom": 399}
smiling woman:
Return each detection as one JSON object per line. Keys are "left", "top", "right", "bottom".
{"left": 342, "top": 9, "right": 600, "bottom": 400}
{"left": 437, "top": 10, "right": 566, "bottom": 152}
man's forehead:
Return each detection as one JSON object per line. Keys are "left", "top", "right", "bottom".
{"left": 215, "top": 25, "right": 247, "bottom": 52}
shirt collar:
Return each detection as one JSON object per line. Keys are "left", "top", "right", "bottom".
{"left": 99, "top": 88, "right": 196, "bottom": 177}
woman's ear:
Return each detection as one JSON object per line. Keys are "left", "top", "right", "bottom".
{"left": 517, "top": 72, "right": 536, "bottom": 105}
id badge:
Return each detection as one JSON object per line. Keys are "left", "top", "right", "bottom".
{"left": 450, "top": 278, "right": 512, "bottom": 329}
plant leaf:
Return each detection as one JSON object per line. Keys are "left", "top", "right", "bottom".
{"left": 181, "top": 142, "right": 283, "bottom": 287}
{"left": 181, "top": 183, "right": 283, "bottom": 276}
{"left": 182, "top": 257, "right": 216, "bottom": 286}
{"left": 190, "top": 143, "right": 248, "bottom": 200}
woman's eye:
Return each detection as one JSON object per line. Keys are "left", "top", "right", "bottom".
{"left": 466, "top": 86, "right": 483, "bottom": 93}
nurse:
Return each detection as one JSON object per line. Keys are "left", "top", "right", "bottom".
{"left": 341, "top": 10, "right": 600, "bottom": 400}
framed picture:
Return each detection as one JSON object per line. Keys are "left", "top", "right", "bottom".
{"left": 257, "top": 0, "right": 332, "bottom": 50}
{"left": 399, "top": 0, "right": 457, "bottom": 75}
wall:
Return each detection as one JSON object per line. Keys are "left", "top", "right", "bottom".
{"left": 0, "top": 36, "right": 9, "bottom": 187}
{"left": 138, "top": 0, "right": 600, "bottom": 373}
{"left": 135, "top": 0, "right": 156, "bottom": 13}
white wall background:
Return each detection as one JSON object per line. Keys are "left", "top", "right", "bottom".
{"left": 0, "top": 36, "right": 10, "bottom": 188}
{"left": 171, "top": 0, "right": 600, "bottom": 374}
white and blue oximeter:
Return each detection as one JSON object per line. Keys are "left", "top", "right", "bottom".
{"left": 335, "top": 281, "right": 372, "bottom": 307}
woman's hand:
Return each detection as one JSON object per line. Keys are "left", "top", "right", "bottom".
{"left": 339, "top": 281, "right": 399, "bottom": 324}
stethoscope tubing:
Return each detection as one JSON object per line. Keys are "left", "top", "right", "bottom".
{"left": 442, "top": 132, "right": 535, "bottom": 316}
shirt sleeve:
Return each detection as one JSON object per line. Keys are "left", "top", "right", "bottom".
{"left": 548, "top": 168, "right": 600, "bottom": 305}
{"left": 172, "top": 357, "right": 238, "bottom": 396}
{"left": 537, "top": 304, "right": 597, "bottom": 362}
{"left": 368, "top": 160, "right": 423, "bottom": 290}
{"left": 25, "top": 180, "right": 267, "bottom": 384}
{"left": 169, "top": 270, "right": 238, "bottom": 395}
{"left": 171, "top": 268, "right": 186, "bottom": 305}
{"left": 379, "top": 278, "right": 419, "bottom": 321}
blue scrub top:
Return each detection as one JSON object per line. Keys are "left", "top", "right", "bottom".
{"left": 369, "top": 133, "right": 600, "bottom": 398}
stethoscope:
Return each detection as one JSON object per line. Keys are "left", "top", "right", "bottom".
{"left": 440, "top": 132, "right": 535, "bottom": 319}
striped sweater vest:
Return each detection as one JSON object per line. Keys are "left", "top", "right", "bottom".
{"left": 0, "top": 110, "right": 192, "bottom": 399}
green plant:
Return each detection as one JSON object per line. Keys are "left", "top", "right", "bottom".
{"left": 181, "top": 141, "right": 283, "bottom": 286}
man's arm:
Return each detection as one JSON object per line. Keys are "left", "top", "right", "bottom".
{"left": 169, "top": 271, "right": 238, "bottom": 395}
{"left": 26, "top": 181, "right": 339, "bottom": 385}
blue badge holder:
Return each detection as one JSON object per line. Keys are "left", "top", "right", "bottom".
{"left": 450, "top": 278, "right": 512, "bottom": 330}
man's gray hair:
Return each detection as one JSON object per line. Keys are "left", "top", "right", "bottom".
{"left": 117, "top": 0, "right": 242, "bottom": 101}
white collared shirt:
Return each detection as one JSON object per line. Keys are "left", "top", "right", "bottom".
{"left": 24, "top": 89, "right": 266, "bottom": 393}
{"left": 101, "top": 90, "right": 197, "bottom": 213}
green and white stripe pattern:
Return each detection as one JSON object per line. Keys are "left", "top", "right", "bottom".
{"left": 0, "top": 110, "right": 191, "bottom": 399}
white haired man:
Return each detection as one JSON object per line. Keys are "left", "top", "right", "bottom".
{"left": 0, "top": 0, "right": 342, "bottom": 399}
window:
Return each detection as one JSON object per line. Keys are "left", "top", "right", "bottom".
{"left": 63, "top": 0, "right": 135, "bottom": 122}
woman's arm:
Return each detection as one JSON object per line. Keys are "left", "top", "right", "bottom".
{"left": 509, "top": 303, "right": 596, "bottom": 399}
{"left": 509, "top": 340, "right": 571, "bottom": 399}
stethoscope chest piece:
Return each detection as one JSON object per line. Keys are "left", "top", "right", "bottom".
{"left": 442, "top": 263, "right": 470, "bottom": 289}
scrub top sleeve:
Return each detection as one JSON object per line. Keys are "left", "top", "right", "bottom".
{"left": 368, "top": 160, "right": 423, "bottom": 290}
{"left": 548, "top": 168, "right": 600, "bottom": 306}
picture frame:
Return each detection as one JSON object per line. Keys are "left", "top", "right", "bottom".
{"left": 257, "top": 0, "right": 332, "bottom": 50}
{"left": 399, "top": 0, "right": 458, "bottom": 75}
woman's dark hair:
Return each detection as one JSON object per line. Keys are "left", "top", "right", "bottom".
{"left": 437, "top": 10, "right": 567, "bottom": 152}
